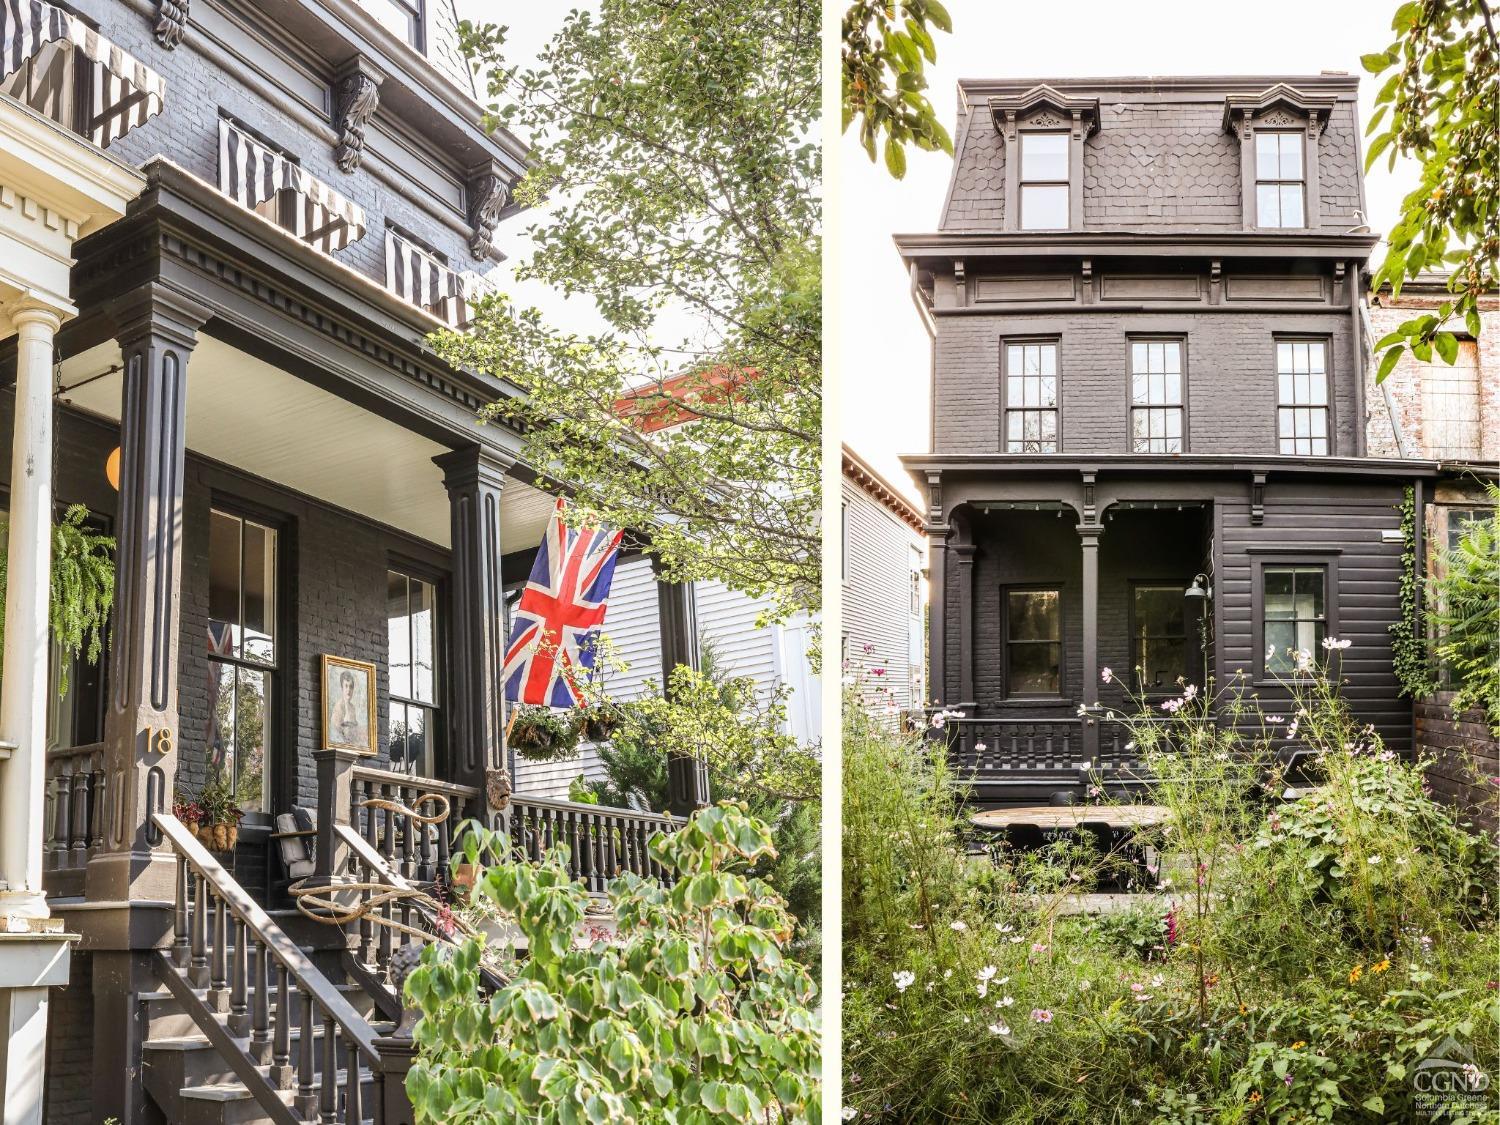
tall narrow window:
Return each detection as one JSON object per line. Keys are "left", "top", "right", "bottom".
{"left": 360, "top": 0, "right": 424, "bottom": 48}
{"left": 387, "top": 570, "right": 439, "bottom": 777}
{"left": 1255, "top": 132, "right": 1305, "bottom": 228}
{"left": 1276, "top": 340, "right": 1330, "bottom": 455}
{"left": 208, "top": 510, "right": 277, "bottom": 814}
{"left": 1005, "top": 342, "right": 1059, "bottom": 453}
{"left": 1263, "top": 566, "right": 1325, "bottom": 673}
{"left": 1130, "top": 340, "right": 1185, "bottom": 453}
{"left": 1019, "top": 133, "right": 1069, "bottom": 230}
{"left": 1005, "top": 588, "right": 1061, "bottom": 696}
{"left": 1131, "top": 585, "right": 1188, "bottom": 692}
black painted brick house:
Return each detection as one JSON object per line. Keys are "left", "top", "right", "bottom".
{"left": 900, "top": 75, "right": 1440, "bottom": 804}
{"left": 1, "top": 4, "right": 694, "bottom": 1121}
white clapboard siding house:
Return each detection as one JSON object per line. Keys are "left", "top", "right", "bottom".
{"left": 842, "top": 445, "right": 927, "bottom": 721}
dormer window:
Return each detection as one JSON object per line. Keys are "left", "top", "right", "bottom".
{"left": 1019, "top": 133, "right": 1070, "bottom": 230}
{"left": 1255, "top": 132, "right": 1305, "bottom": 228}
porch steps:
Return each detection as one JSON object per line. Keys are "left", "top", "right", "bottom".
{"left": 141, "top": 961, "right": 394, "bottom": 1125}
{"left": 1051, "top": 892, "right": 1170, "bottom": 916}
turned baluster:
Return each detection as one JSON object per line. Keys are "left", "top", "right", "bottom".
{"left": 320, "top": 1016, "right": 338, "bottom": 1123}
{"left": 357, "top": 858, "right": 375, "bottom": 964}
{"left": 361, "top": 780, "right": 378, "bottom": 849}
{"left": 190, "top": 872, "right": 209, "bottom": 986}
{"left": 173, "top": 857, "right": 190, "bottom": 969}
{"left": 380, "top": 785, "right": 397, "bottom": 864}
{"left": 209, "top": 895, "right": 229, "bottom": 1009}
{"left": 250, "top": 943, "right": 271, "bottom": 1062}
{"left": 88, "top": 762, "right": 106, "bottom": 851}
{"left": 344, "top": 1042, "right": 363, "bottom": 1125}
{"left": 270, "top": 963, "right": 293, "bottom": 1088}
{"left": 417, "top": 800, "right": 434, "bottom": 880}
{"left": 229, "top": 918, "right": 249, "bottom": 1033}
{"left": 68, "top": 769, "right": 89, "bottom": 866}
{"left": 296, "top": 987, "right": 316, "bottom": 1116}
{"left": 400, "top": 793, "right": 416, "bottom": 878}
{"left": 48, "top": 771, "right": 69, "bottom": 869}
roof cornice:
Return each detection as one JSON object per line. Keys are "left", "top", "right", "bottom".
{"left": 894, "top": 230, "right": 1380, "bottom": 262}
{"left": 959, "top": 74, "right": 1360, "bottom": 106}
{"left": 899, "top": 453, "right": 1440, "bottom": 480}
{"left": 843, "top": 446, "right": 924, "bottom": 532}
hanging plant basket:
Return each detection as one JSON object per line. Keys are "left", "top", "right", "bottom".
{"left": 508, "top": 704, "right": 582, "bottom": 762}
{"left": 576, "top": 707, "right": 621, "bottom": 743}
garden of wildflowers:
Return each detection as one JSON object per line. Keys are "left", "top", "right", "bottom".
{"left": 842, "top": 643, "right": 1498, "bottom": 1123}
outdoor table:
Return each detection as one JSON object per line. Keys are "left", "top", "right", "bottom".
{"left": 970, "top": 805, "right": 1171, "bottom": 832}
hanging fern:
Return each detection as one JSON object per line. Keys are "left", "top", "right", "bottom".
{"left": 1390, "top": 486, "right": 1437, "bottom": 703}
{"left": 0, "top": 504, "right": 116, "bottom": 696}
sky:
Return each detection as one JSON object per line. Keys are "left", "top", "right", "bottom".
{"left": 835, "top": 0, "right": 1422, "bottom": 504}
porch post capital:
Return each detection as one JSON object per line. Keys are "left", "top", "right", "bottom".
{"left": 312, "top": 748, "right": 360, "bottom": 878}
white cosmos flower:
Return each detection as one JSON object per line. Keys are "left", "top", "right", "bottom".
{"left": 977, "top": 965, "right": 997, "bottom": 982}
{"left": 893, "top": 970, "right": 915, "bottom": 993}
{"left": 995, "top": 923, "right": 1014, "bottom": 934}
{"left": 842, "top": 1109, "right": 858, "bottom": 1121}
{"left": 989, "top": 1022, "right": 1011, "bottom": 1036}
{"left": 950, "top": 920, "right": 967, "bottom": 931}
{"left": 997, "top": 995, "right": 1015, "bottom": 1008}
{"left": 1368, "top": 855, "right": 1382, "bottom": 865}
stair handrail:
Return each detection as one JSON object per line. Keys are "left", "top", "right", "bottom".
{"left": 152, "top": 811, "right": 382, "bottom": 1064}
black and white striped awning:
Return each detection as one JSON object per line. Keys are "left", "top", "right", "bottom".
{"left": 1, "top": 0, "right": 166, "bottom": 146}
{"left": 218, "top": 117, "right": 367, "bottom": 254}
{"left": 385, "top": 229, "right": 491, "bottom": 329}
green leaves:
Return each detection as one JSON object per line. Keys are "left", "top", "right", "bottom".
{"left": 1364, "top": 0, "right": 1496, "bottom": 381}
{"left": 407, "top": 804, "right": 820, "bottom": 1124}
{"left": 843, "top": 1, "right": 956, "bottom": 179}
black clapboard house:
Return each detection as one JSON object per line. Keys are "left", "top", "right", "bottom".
{"left": 0, "top": 3, "right": 704, "bottom": 1122}
{"left": 899, "top": 76, "right": 1440, "bottom": 806}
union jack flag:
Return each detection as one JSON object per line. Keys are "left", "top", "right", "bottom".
{"left": 503, "top": 499, "right": 623, "bottom": 708}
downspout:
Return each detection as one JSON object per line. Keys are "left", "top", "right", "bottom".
{"left": 1358, "top": 290, "right": 1415, "bottom": 458}
{"left": 1350, "top": 259, "right": 1368, "bottom": 457}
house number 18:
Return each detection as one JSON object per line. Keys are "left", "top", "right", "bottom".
{"left": 147, "top": 727, "right": 174, "bottom": 757}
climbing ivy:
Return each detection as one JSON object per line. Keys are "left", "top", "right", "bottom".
{"left": 0, "top": 504, "right": 115, "bottom": 696}
{"left": 1390, "top": 486, "right": 1437, "bottom": 702}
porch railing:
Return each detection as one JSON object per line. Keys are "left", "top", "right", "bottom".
{"left": 349, "top": 764, "right": 479, "bottom": 883}
{"left": 43, "top": 741, "right": 106, "bottom": 895}
{"left": 945, "top": 718, "right": 1086, "bottom": 778}
{"left": 153, "top": 811, "right": 404, "bottom": 1124}
{"left": 506, "top": 795, "right": 680, "bottom": 892}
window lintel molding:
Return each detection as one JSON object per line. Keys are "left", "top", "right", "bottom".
{"left": 989, "top": 86, "right": 1101, "bottom": 138}
{"left": 1222, "top": 84, "right": 1335, "bottom": 137}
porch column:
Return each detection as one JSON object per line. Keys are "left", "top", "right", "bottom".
{"left": 1078, "top": 522, "right": 1103, "bottom": 770}
{"left": 0, "top": 300, "right": 66, "bottom": 924}
{"left": 435, "top": 447, "right": 511, "bottom": 818}
{"left": 86, "top": 284, "right": 208, "bottom": 907}
{"left": 653, "top": 561, "right": 709, "bottom": 817}
{"left": 927, "top": 528, "right": 947, "bottom": 707}
{"left": 952, "top": 535, "right": 977, "bottom": 709}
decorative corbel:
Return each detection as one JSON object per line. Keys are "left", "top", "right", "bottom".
{"left": 466, "top": 163, "right": 510, "bottom": 260}
{"left": 1333, "top": 261, "right": 1347, "bottom": 303}
{"left": 333, "top": 58, "right": 383, "bottom": 174}
{"left": 1209, "top": 258, "right": 1222, "bottom": 304}
{"left": 154, "top": 0, "right": 189, "bottom": 49}
{"left": 925, "top": 470, "right": 944, "bottom": 526}
{"left": 1081, "top": 258, "right": 1093, "bottom": 304}
{"left": 953, "top": 259, "right": 966, "bottom": 304}
{"left": 1081, "top": 470, "right": 1097, "bottom": 524}
{"left": 1251, "top": 472, "right": 1267, "bottom": 526}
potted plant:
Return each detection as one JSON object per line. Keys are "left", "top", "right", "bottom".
{"left": 172, "top": 796, "right": 202, "bottom": 833}
{"left": 507, "top": 704, "right": 581, "bottom": 762}
{"left": 189, "top": 770, "right": 243, "bottom": 852}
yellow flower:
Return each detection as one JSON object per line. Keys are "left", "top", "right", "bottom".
{"left": 1291, "top": 1041, "right": 1306, "bottom": 1050}
{"left": 1348, "top": 965, "right": 1363, "bottom": 984}
{"left": 1249, "top": 1092, "right": 1262, "bottom": 1104}
{"left": 1372, "top": 958, "right": 1390, "bottom": 974}
{"left": 1239, "top": 1003, "right": 1249, "bottom": 1015}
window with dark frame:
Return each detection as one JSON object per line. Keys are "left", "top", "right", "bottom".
{"left": 1131, "top": 585, "right": 1188, "bottom": 692}
{"left": 207, "top": 509, "right": 277, "bottom": 814}
{"left": 1005, "top": 587, "right": 1062, "bottom": 696}
{"left": 1129, "top": 340, "right": 1185, "bottom": 453}
{"left": 1019, "top": 133, "right": 1069, "bottom": 230}
{"left": 1255, "top": 132, "right": 1305, "bottom": 228}
{"left": 1276, "top": 340, "right": 1330, "bottom": 455}
{"left": 362, "top": 0, "right": 424, "bottom": 48}
{"left": 387, "top": 569, "right": 439, "bottom": 778}
{"left": 1005, "top": 341, "right": 1059, "bottom": 453}
{"left": 1445, "top": 507, "right": 1489, "bottom": 552}
{"left": 1262, "top": 565, "right": 1326, "bottom": 674}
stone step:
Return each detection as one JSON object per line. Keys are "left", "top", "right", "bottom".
{"left": 140, "top": 978, "right": 383, "bottom": 1038}
{"left": 175, "top": 1069, "right": 376, "bottom": 1125}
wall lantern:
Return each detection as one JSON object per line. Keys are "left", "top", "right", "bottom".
{"left": 1184, "top": 572, "right": 1212, "bottom": 601}
{"left": 105, "top": 447, "right": 121, "bottom": 491}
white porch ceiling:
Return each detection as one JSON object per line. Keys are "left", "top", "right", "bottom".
{"left": 57, "top": 335, "right": 556, "bottom": 551}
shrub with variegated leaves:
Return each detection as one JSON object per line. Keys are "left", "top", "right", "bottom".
{"left": 404, "top": 803, "right": 821, "bottom": 1124}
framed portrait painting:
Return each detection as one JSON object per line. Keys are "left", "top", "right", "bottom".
{"left": 321, "top": 654, "right": 377, "bottom": 755}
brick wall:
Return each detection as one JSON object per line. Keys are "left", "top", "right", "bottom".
{"left": 71, "top": 0, "right": 486, "bottom": 287}
{"left": 42, "top": 950, "right": 92, "bottom": 1125}
{"left": 933, "top": 307, "right": 1357, "bottom": 457}
{"left": 1366, "top": 290, "right": 1499, "bottom": 462}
